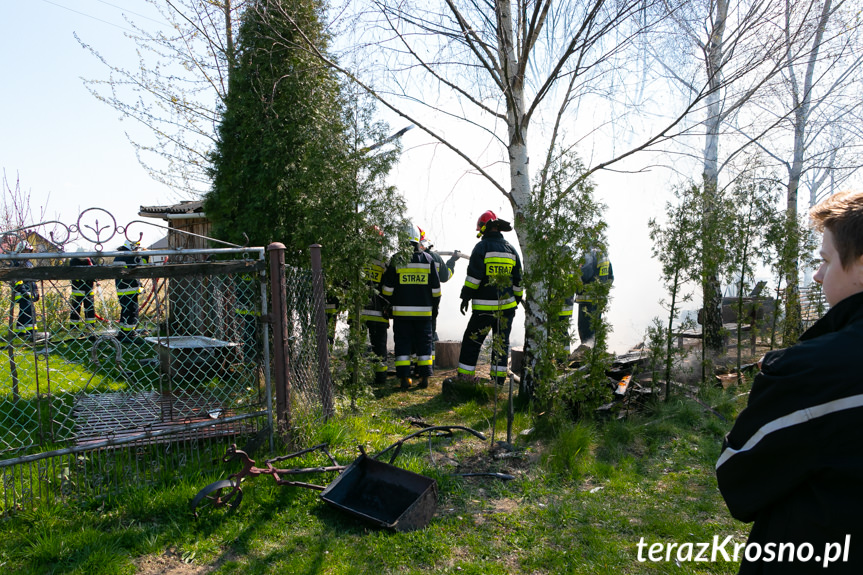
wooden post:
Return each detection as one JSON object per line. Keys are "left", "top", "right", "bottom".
{"left": 267, "top": 243, "right": 290, "bottom": 440}
{"left": 310, "top": 245, "right": 334, "bottom": 420}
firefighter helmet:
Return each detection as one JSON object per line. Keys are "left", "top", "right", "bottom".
{"left": 121, "top": 239, "right": 141, "bottom": 251}
{"left": 476, "top": 210, "right": 497, "bottom": 237}
{"left": 404, "top": 222, "right": 422, "bottom": 245}
{"left": 418, "top": 227, "right": 433, "bottom": 250}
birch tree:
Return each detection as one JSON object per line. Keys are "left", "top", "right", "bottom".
{"left": 748, "top": 0, "right": 863, "bottom": 342}
{"left": 78, "top": 0, "right": 246, "bottom": 197}
{"left": 645, "top": 0, "right": 791, "bottom": 358}
{"left": 262, "top": 0, "right": 783, "bottom": 392}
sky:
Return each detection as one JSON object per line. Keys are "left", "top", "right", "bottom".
{"left": 1, "top": 1, "right": 175, "bottom": 245}
{"left": 1, "top": 0, "right": 679, "bottom": 354}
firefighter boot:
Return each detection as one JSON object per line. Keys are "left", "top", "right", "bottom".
{"left": 417, "top": 376, "right": 429, "bottom": 389}
{"left": 399, "top": 377, "right": 412, "bottom": 390}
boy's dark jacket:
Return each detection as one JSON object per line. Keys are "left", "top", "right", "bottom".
{"left": 717, "top": 291, "right": 863, "bottom": 573}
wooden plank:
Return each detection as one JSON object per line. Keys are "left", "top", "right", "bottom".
{"left": 614, "top": 374, "right": 632, "bottom": 396}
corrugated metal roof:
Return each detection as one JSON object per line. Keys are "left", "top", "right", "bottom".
{"left": 139, "top": 200, "right": 205, "bottom": 217}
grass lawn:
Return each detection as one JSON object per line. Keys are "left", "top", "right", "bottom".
{"left": 0, "top": 367, "right": 752, "bottom": 575}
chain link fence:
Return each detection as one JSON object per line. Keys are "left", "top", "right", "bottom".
{"left": 283, "top": 265, "right": 330, "bottom": 426}
{"left": 0, "top": 247, "right": 276, "bottom": 512}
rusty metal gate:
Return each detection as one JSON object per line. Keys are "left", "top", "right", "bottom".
{"left": 0, "top": 211, "right": 332, "bottom": 514}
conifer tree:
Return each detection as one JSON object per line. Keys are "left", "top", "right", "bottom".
{"left": 206, "top": 0, "right": 347, "bottom": 261}
{"left": 206, "top": 0, "right": 404, "bottom": 276}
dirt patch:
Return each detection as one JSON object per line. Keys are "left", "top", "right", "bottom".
{"left": 135, "top": 549, "right": 212, "bottom": 575}
{"left": 488, "top": 497, "right": 519, "bottom": 514}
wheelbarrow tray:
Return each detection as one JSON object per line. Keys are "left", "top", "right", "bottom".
{"left": 319, "top": 453, "right": 438, "bottom": 532}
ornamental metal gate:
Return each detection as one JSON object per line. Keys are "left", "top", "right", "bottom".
{"left": 0, "top": 210, "right": 331, "bottom": 513}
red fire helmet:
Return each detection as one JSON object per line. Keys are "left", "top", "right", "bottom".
{"left": 476, "top": 210, "right": 497, "bottom": 234}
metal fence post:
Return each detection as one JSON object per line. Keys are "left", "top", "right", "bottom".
{"left": 267, "top": 242, "right": 290, "bottom": 439}
{"left": 310, "top": 244, "right": 334, "bottom": 419}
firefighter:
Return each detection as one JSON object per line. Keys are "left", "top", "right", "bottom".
{"left": 418, "top": 227, "right": 460, "bottom": 367}
{"left": 324, "top": 292, "right": 341, "bottom": 347}
{"left": 550, "top": 248, "right": 576, "bottom": 358}
{"left": 455, "top": 210, "right": 523, "bottom": 385}
{"left": 359, "top": 227, "right": 391, "bottom": 384}
{"left": 381, "top": 222, "right": 441, "bottom": 390}
{"left": 114, "top": 239, "right": 147, "bottom": 343}
{"left": 69, "top": 247, "right": 96, "bottom": 331}
{"left": 10, "top": 241, "right": 39, "bottom": 338}
{"left": 418, "top": 227, "right": 460, "bottom": 284}
{"left": 575, "top": 246, "right": 613, "bottom": 346}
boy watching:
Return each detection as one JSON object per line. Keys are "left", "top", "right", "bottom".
{"left": 716, "top": 190, "right": 863, "bottom": 573}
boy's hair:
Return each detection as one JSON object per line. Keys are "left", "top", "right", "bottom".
{"left": 810, "top": 190, "right": 863, "bottom": 269}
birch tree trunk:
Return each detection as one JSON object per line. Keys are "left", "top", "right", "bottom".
{"left": 700, "top": 0, "right": 728, "bottom": 358}
{"left": 782, "top": 0, "right": 832, "bottom": 343}
{"left": 495, "top": 0, "right": 542, "bottom": 393}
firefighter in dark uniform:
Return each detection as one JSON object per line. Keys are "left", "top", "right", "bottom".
{"left": 550, "top": 245, "right": 577, "bottom": 357}
{"left": 456, "top": 210, "right": 523, "bottom": 385}
{"left": 114, "top": 239, "right": 147, "bottom": 343}
{"left": 419, "top": 227, "right": 460, "bottom": 331}
{"left": 575, "top": 246, "right": 613, "bottom": 345}
{"left": 557, "top": 295, "right": 576, "bottom": 356}
{"left": 10, "top": 241, "right": 38, "bottom": 338}
{"left": 324, "top": 292, "right": 341, "bottom": 346}
{"left": 69, "top": 247, "right": 96, "bottom": 330}
{"left": 360, "top": 254, "right": 390, "bottom": 384}
{"left": 381, "top": 223, "right": 441, "bottom": 390}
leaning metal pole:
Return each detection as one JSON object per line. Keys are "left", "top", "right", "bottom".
{"left": 310, "top": 245, "right": 334, "bottom": 420}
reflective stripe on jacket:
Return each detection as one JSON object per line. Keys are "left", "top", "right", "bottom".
{"left": 70, "top": 256, "right": 95, "bottom": 296}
